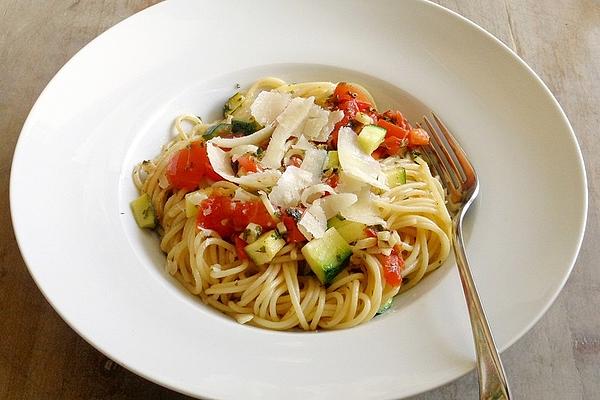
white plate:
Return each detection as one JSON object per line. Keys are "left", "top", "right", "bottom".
{"left": 10, "top": 0, "right": 587, "bottom": 399}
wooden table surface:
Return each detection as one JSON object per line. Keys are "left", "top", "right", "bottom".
{"left": 1, "top": 1, "right": 598, "bottom": 399}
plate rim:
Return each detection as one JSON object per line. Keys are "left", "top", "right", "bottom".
{"left": 9, "top": 0, "right": 588, "bottom": 398}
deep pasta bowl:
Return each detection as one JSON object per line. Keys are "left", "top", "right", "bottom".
{"left": 10, "top": 1, "right": 587, "bottom": 399}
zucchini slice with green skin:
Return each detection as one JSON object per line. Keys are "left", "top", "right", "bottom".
{"left": 323, "top": 150, "right": 339, "bottom": 171}
{"left": 358, "top": 124, "right": 387, "bottom": 154}
{"left": 231, "top": 118, "right": 262, "bottom": 135}
{"left": 223, "top": 92, "right": 245, "bottom": 117}
{"left": 385, "top": 167, "right": 407, "bottom": 187}
{"left": 203, "top": 123, "right": 232, "bottom": 140}
{"left": 327, "top": 215, "right": 367, "bottom": 243}
{"left": 376, "top": 297, "right": 393, "bottom": 315}
{"left": 244, "top": 230, "right": 286, "bottom": 265}
{"left": 130, "top": 193, "right": 156, "bottom": 229}
{"left": 301, "top": 227, "right": 352, "bottom": 285}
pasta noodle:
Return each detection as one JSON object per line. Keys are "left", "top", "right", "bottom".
{"left": 132, "top": 78, "right": 452, "bottom": 330}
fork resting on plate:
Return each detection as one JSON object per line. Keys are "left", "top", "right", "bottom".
{"left": 420, "top": 114, "right": 512, "bottom": 400}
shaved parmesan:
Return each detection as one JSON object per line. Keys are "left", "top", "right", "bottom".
{"left": 268, "top": 166, "right": 314, "bottom": 208}
{"left": 206, "top": 142, "right": 281, "bottom": 189}
{"left": 300, "top": 184, "right": 336, "bottom": 206}
{"left": 336, "top": 171, "right": 366, "bottom": 194}
{"left": 250, "top": 91, "right": 292, "bottom": 125}
{"left": 300, "top": 148, "right": 327, "bottom": 183}
{"left": 230, "top": 144, "right": 259, "bottom": 161}
{"left": 210, "top": 124, "right": 274, "bottom": 148}
{"left": 258, "top": 191, "right": 281, "bottom": 221}
{"left": 261, "top": 96, "right": 315, "bottom": 169}
{"left": 292, "top": 135, "right": 316, "bottom": 151}
{"left": 315, "top": 193, "right": 358, "bottom": 219}
{"left": 313, "top": 110, "right": 344, "bottom": 142}
{"left": 337, "top": 127, "right": 388, "bottom": 190}
{"left": 297, "top": 203, "right": 327, "bottom": 240}
{"left": 233, "top": 187, "right": 258, "bottom": 201}
{"left": 274, "top": 82, "right": 336, "bottom": 105}
{"left": 301, "top": 106, "right": 329, "bottom": 140}
{"left": 340, "top": 188, "right": 387, "bottom": 227}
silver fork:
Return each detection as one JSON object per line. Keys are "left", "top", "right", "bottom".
{"left": 420, "top": 114, "right": 512, "bottom": 400}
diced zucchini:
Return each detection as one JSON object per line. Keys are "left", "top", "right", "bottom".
{"left": 223, "top": 92, "right": 245, "bottom": 117}
{"left": 358, "top": 124, "right": 387, "bottom": 154}
{"left": 244, "top": 230, "right": 286, "bottom": 265}
{"left": 323, "top": 151, "right": 339, "bottom": 171}
{"left": 130, "top": 193, "right": 156, "bottom": 229}
{"left": 241, "top": 223, "right": 263, "bottom": 244}
{"left": 327, "top": 215, "right": 367, "bottom": 243}
{"left": 301, "top": 227, "right": 352, "bottom": 285}
{"left": 184, "top": 190, "right": 208, "bottom": 218}
{"left": 203, "top": 123, "right": 232, "bottom": 140}
{"left": 231, "top": 118, "right": 262, "bottom": 135}
{"left": 385, "top": 167, "right": 406, "bottom": 187}
{"left": 376, "top": 297, "right": 393, "bottom": 315}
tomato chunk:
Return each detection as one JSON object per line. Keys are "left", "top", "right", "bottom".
{"left": 200, "top": 144, "right": 223, "bottom": 182}
{"left": 282, "top": 214, "right": 307, "bottom": 243}
{"left": 408, "top": 128, "right": 430, "bottom": 146}
{"left": 236, "top": 154, "right": 262, "bottom": 174}
{"left": 333, "top": 82, "right": 373, "bottom": 105}
{"left": 234, "top": 236, "right": 248, "bottom": 260}
{"left": 381, "top": 110, "right": 411, "bottom": 131}
{"left": 376, "top": 248, "right": 404, "bottom": 287}
{"left": 196, "top": 195, "right": 276, "bottom": 239}
{"left": 377, "top": 119, "right": 409, "bottom": 140}
{"left": 329, "top": 99, "right": 359, "bottom": 148}
{"left": 166, "top": 142, "right": 206, "bottom": 190}
{"left": 196, "top": 195, "right": 235, "bottom": 238}
{"left": 364, "top": 227, "right": 378, "bottom": 238}
{"left": 324, "top": 173, "right": 339, "bottom": 188}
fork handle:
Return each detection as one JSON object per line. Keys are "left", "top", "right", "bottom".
{"left": 453, "top": 216, "right": 512, "bottom": 400}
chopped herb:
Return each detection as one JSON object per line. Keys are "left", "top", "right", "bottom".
{"left": 286, "top": 208, "right": 303, "bottom": 222}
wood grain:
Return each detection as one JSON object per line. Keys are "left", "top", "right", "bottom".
{"left": 1, "top": 1, "right": 598, "bottom": 399}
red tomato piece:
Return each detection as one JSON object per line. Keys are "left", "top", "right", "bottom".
{"left": 356, "top": 101, "right": 378, "bottom": 123}
{"left": 166, "top": 142, "right": 206, "bottom": 190}
{"left": 376, "top": 249, "right": 404, "bottom": 287}
{"left": 380, "top": 136, "right": 405, "bottom": 155}
{"left": 381, "top": 110, "right": 412, "bottom": 131}
{"left": 199, "top": 144, "right": 223, "bottom": 182}
{"left": 333, "top": 82, "right": 373, "bottom": 105}
{"left": 196, "top": 195, "right": 235, "bottom": 238}
{"left": 364, "top": 227, "right": 378, "bottom": 238}
{"left": 324, "top": 173, "right": 339, "bottom": 188}
{"left": 371, "top": 148, "right": 386, "bottom": 160}
{"left": 329, "top": 99, "right": 359, "bottom": 148}
{"left": 232, "top": 201, "right": 276, "bottom": 232}
{"left": 407, "top": 128, "right": 430, "bottom": 146}
{"left": 377, "top": 119, "right": 409, "bottom": 140}
{"left": 282, "top": 214, "right": 307, "bottom": 243}
{"left": 338, "top": 99, "right": 359, "bottom": 120}
{"left": 234, "top": 236, "right": 248, "bottom": 260}
{"left": 237, "top": 154, "right": 262, "bottom": 174}
{"left": 197, "top": 195, "right": 276, "bottom": 239}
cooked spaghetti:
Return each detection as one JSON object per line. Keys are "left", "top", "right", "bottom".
{"left": 131, "top": 78, "right": 451, "bottom": 330}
